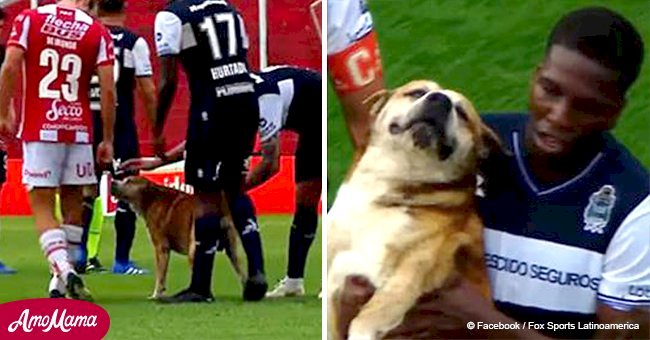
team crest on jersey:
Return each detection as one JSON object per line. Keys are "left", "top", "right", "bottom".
{"left": 583, "top": 185, "right": 616, "bottom": 234}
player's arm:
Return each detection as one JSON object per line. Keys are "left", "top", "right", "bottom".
{"left": 0, "top": 46, "right": 23, "bottom": 133}
{"left": 119, "top": 141, "right": 186, "bottom": 172}
{"left": 153, "top": 11, "right": 182, "bottom": 159}
{"left": 595, "top": 197, "right": 650, "bottom": 339}
{"left": 328, "top": 2, "right": 385, "bottom": 150}
{"left": 96, "top": 34, "right": 116, "bottom": 145}
{"left": 0, "top": 12, "right": 29, "bottom": 133}
{"left": 132, "top": 37, "right": 157, "bottom": 132}
{"left": 244, "top": 93, "right": 283, "bottom": 191}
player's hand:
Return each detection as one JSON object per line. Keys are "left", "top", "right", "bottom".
{"left": 119, "top": 157, "right": 164, "bottom": 172}
{"left": 335, "top": 276, "right": 486, "bottom": 339}
{"left": 96, "top": 141, "right": 114, "bottom": 170}
{"left": 153, "top": 135, "right": 167, "bottom": 160}
{"left": 334, "top": 275, "right": 375, "bottom": 339}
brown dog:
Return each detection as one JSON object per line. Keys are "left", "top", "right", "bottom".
{"left": 327, "top": 80, "right": 502, "bottom": 340}
{"left": 111, "top": 176, "right": 246, "bottom": 299}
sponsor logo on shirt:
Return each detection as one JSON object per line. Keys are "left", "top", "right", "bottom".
{"left": 485, "top": 252, "right": 601, "bottom": 291}
{"left": 41, "top": 15, "right": 90, "bottom": 41}
{"left": 45, "top": 100, "right": 83, "bottom": 122}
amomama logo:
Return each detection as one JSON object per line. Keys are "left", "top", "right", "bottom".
{"left": 0, "top": 298, "right": 110, "bottom": 339}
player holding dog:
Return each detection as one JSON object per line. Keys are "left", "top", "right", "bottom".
{"left": 75, "top": 0, "right": 157, "bottom": 276}
{"left": 336, "top": 7, "right": 649, "bottom": 339}
{"left": 153, "top": 0, "right": 266, "bottom": 303}
{"left": 0, "top": 0, "right": 115, "bottom": 300}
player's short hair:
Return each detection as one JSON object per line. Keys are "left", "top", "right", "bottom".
{"left": 546, "top": 7, "right": 644, "bottom": 94}
{"left": 98, "top": 0, "right": 125, "bottom": 13}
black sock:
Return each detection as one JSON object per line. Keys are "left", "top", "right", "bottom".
{"left": 231, "top": 193, "right": 265, "bottom": 277}
{"left": 287, "top": 205, "right": 318, "bottom": 279}
{"left": 190, "top": 214, "right": 221, "bottom": 295}
{"left": 114, "top": 201, "right": 136, "bottom": 265}
{"left": 79, "top": 196, "right": 94, "bottom": 264}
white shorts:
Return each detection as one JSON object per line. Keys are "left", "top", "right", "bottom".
{"left": 22, "top": 142, "right": 97, "bottom": 188}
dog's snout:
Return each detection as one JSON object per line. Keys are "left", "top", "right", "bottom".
{"left": 424, "top": 92, "right": 453, "bottom": 114}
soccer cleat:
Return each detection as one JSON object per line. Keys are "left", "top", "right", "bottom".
{"left": 112, "top": 261, "right": 149, "bottom": 275}
{"left": 66, "top": 272, "right": 93, "bottom": 302}
{"left": 243, "top": 272, "right": 268, "bottom": 301}
{"left": 156, "top": 288, "right": 214, "bottom": 304}
{"left": 48, "top": 275, "right": 66, "bottom": 298}
{"left": 265, "top": 277, "right": 305, "bottom": 298}
{"left": 0, "top": 261, "right": 16, "bottom": 275}
{"left": 85, "top": 257, "right": 108, "bottom": 273}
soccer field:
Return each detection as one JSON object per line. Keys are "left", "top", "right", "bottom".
{"left": 0, "top": 215, "right": 322, "bottom": 339}
{"left": 327, "top": 0, "right": 650, "bottom": 205}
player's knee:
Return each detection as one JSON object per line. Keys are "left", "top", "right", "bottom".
{"left": 296, "top": 180, "right": 322, "bottom": 208}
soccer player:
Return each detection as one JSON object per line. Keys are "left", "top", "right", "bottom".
{"left": 153, "top": 0, "right": 266, "bottom": 303}
{"left": 246, "top": 66, "right": 322, "bottom": 298}
{"left": 0, "top": 0, "right": 115, "bottom": 299}
{"left": 77, "top": 0, "right": 156, "bottom": 275}
{"left": 335, "top": 7, "right": 649, "bottom": 339}
{"left": 328, "top": 0, "right": 385, "bottom": 149}
{"left": 0, "top": 8, "right": 17, "bottom": 275}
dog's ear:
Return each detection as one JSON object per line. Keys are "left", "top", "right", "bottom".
{"left": 478, "top": 123, "right": 510, "bottom": 159}
{"left": 363, "top": 89, "right": 392, "bottom": 117}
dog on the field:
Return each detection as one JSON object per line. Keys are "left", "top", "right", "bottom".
{"left": 327, "top": 80, "right": 502, "bottom": 340}
{"left": 111, "top": 176, "right": 245, "bottom": 299}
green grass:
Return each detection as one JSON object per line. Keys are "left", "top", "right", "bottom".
{"left": 327, "top": 0, "right": 650, "bottom": 204}
{"left": 0, "top": 216, "right": 322, "bottom": 339}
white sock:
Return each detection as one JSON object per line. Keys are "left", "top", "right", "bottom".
{"left": 61, "top": 224, "right": 83, "bottom": 264}
{"left": 39, "top": 228, "right": 75, "bottom": 283}
{"left": 49, "top": 274, "right": 66, "bottom": 294}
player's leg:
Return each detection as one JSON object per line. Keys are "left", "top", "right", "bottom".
{"left": 268, "top": 130, "right": 322, "bottom": 298}
{"left": 59, "top": 143, "right": 99, "bottom": 300}
{"left": 22, "top": 142, "right": 85, "bottom": 299}
{"left": 75, "top": 183, "right": 97, "bottom": 273}
{"left": 112, "top": 137, "right": 147, "bottom": 275}
{"left": 158, "top": 112, "right": 224, "bottom": 303}
{"left": 84, "top": 111, "right": 106, "bottom": 272}
{"left": 84, "top": 182, "right": 106, "bottom": 272}
{"left": 224, "top": 94, "right": 267, "bottom": 301}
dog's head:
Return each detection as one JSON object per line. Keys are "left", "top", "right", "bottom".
{"left": 364, "top": 80, "right": 503, "bottom": 181}
{"left": 111, "top": 176, "right": 152, "bottom": 212}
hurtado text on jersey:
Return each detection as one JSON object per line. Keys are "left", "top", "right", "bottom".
{"left": 210, "top": 62, "right": 248, "bottom": 80}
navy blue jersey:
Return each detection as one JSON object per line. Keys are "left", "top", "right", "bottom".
{"left": 90, "top": 26, "right": 152, "bottom": 145}
{"left": 478, "top": 113, "right": 649, "bottom": 338}
{"left": 254, "top": 66, "right": 321, "bottom": 142}
{"left": 155, "top": 0, "right": 254, "bottom": 116}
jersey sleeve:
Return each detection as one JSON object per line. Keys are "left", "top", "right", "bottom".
{"left": 154, "top": 11, "right": 183, "bottom": 57}
{"left": 7, "top": 10, "right": 32, "bottom": 51}
{"left": 258, "top": 94, "right": 284, "bottom": 143}
{"left": 597, "top": 196, "right": 650, "bottom": 311}
{"left": 132, "top": 37, "right": 154, "bottom": 77}
{"left": 237, "top": 13, "right": 250, "bottom": 50}
{"left": 96, "top": 27, "right": 115, "bottom": 67}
